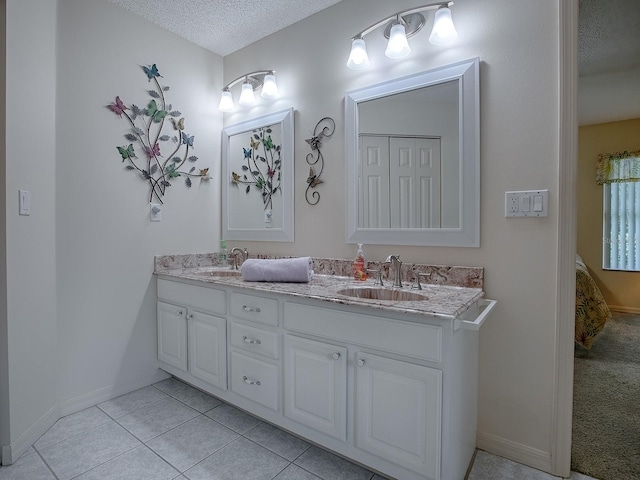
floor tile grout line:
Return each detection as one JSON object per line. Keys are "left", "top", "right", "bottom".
{"left": 95, "top": 386, "right": 172, "bottom": 420}
{"left": 142, "top": 418, "right": 240, "bottom": 474}
{"left": 31, "top": 413, "right": 114, "bottom": 452}
{"left": 32, "top": 445, "right": 60, "bottom": 480}
{"left": 65, "top": 443, "right": 149, "bottom": 480}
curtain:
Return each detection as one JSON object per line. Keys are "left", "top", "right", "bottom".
{"left": 596, "top": 150, "right": 640, "bottom": 184}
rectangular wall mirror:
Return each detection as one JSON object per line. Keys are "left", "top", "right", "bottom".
{"left": 345, "top": 58, "right": 480, "bottom": 247}
{"left": 222, "top": 108, "right": 294, "bottom": 242}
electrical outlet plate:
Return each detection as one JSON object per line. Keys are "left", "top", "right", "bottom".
{"left": 505, "top": 190, "right": 548, "bottom": 217}
{"left": 150, "top": 203, "right": 162, "bottom": 222}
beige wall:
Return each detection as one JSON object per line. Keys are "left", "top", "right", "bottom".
{"left": 224, "top": 0, "right": 562, "bottom": 472}
{"left": 577, "top": 118, "right": 640, "bottom": 312}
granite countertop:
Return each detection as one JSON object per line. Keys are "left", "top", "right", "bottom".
{"left": 154, "top": 261, "right": 485, "bottom": 321}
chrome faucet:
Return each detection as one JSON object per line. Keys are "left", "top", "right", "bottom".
{"left": 230, "top": 247, "right": 249, "bottom": 270}
{"left": 385, "top": 254, "right": 402, "bottom": 288}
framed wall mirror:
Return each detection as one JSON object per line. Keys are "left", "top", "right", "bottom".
{"left": 345, "top": 58, "right": 480, "bottom": 247}
{"left": 222, "top": 108, "right": 294, "bottom": 242}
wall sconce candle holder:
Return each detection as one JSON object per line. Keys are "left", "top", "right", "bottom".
{"left": 304, "top": 117, "right": 335, "bottom": 205}
{"left": 219, "top": 70, "right": 278, "bottom": 112}
{"left": 347, "top": 1, "right": 457, "bottom": 70}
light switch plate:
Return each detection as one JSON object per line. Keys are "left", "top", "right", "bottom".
{"left": 505, "top": 190, "right": 548, "bottom": 217}
{"left": 19, "top": 190, "right": 30, "bottom": 216}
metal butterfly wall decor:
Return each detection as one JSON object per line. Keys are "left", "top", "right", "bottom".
{"left": 230, "top": 126, "right": 282, "bottom": 210}
{"left": 107, "top": 63, "right": 210, "bottom": 204}
{"left": 304, "top": 117, "right": 335, "bottom": 205}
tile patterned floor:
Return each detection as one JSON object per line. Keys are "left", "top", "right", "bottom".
{"left": 0, "top": 378, "right": 599, "bottom": 480}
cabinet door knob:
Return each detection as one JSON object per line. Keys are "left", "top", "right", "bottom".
{"left": 357, "top": 359, "right": 366, "bottom": 367}
{"left": 177, "top": 310, "right": 184, "bottom": 316}
{"left": 332, "top": 352, "right": 341, "bottom": 360}
{"left": 242, "top": 375, "right": 261, "bottom": 386}
{"left": 243, "top": 336, "right": 262, "bottom": 345}
{"left": 187, "top": 313, "right": 193, "bottom": 319}
{"left": 242, "top": 305, "right": 261, "bottom": 313}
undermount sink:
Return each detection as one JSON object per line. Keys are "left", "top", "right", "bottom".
{"left": 193, "top": 269, "right": 242, "bottom": 278}
{"left": 336, "top": 287, "right": 428, "bottom": 302}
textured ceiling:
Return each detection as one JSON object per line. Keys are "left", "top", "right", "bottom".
{"left": 579, "top": 0, "right": 640, "bottom": 76}
{"left": 105, "top": 0, "right": 343, "bottom": 56}
{"left": 105, "top": 0, "right": 640, "bottom": 75}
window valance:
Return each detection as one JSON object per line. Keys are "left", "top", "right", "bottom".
{"left": 596, "top": 150, "right": 640, "bottom": 184}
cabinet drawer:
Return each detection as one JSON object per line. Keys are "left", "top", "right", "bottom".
{"left": 230, "top": 351, "right": 279, "bottom": 411}
{"left": 158, "top": 279, "right": 226, "bottom": 315}
{"left": 229, "top": 292, "right": 278, "bottom": 326}
{"left": 284, "top": 302, "right": 442, "bottom": 363}
{"left": 230, "top": 322, "right": 280, "bottom": 360}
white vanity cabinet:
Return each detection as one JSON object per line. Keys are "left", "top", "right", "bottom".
{"left": 354, "top": 352, "right": 442, "bottom": 479}
{"left": 283, "top": 335, "right": 347, "bottom": 440}
{"left": 155, "top": 274, "right": 493, "bottom": 480}
{"left": 156, "top": 279, "right": 227, "bottom": 391}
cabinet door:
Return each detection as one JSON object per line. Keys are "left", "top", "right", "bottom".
{"left": 188, "top": 310, "right": 227, "bottom": 390}
{"left": 355, "top": 352, "right": 442, "bottom": 479}
{"left": 157, "top": 301, "right": 187, "bottom": 372}
{"left": 283, "top": 335, "right": 347, "bottom": 440}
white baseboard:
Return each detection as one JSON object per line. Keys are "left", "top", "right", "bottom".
{"left": 476, "top": 431, "right": 552, "bottom": 474}
{"left": 2, "top": 404, "right": 59, "bottom": 465}
{"left": 609, "top": 305, "right": 640, "bottom": 315}
{"left": 58, "top": 370, "right": 170, "bottom": 417}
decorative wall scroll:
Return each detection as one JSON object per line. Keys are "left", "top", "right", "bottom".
{"left": 108, "top": 63, "right": 209, "bottom": 203}
{"left": 304, "top": 117, "right": 335, "bottom": 205}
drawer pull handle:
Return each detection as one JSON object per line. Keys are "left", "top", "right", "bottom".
{"left": 242, "top": 305, "right": 261, "bottom": 313}
{"left": 242, "top": 375, "right": 261, "bottom": 386}
{"left": 243, "top": 336, "right": 262, "bottom": 345}
{"left": 332, "top": 352, "right": 341, "bottom": 360}
{"left": 357, "top": 359, "right": 366, "bottom": 367}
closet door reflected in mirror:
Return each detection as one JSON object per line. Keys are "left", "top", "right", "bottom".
{"left": 360, "top": 135, "right": 445, "bottom": 229}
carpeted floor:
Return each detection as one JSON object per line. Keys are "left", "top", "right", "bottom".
{"left": 572, "top": 313, "right": 640, "bottom": 480}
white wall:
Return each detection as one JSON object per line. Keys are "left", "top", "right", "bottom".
{"left": 2, "top": 0, "right": 59, "bottom": 463}
{"left": 224, "top": 0, "right": 561, "bottom": 472}
{"left": 55, "top": 0, "right": 222, "bottom": 411}
{"left": 1, "top": 0, "right": 222, "bottom": 462}
{"left": 578, "top": 67, "right": 640, "bottom": 125}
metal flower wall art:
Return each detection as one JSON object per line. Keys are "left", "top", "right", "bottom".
{"left": 108, "top": 63, "right": 209, "bottom": 203}
{"left": 230, "top": 126, "right": 281, "bottom": 210}
{"left": 304, "top": 117, "right": 335, "bottom": 205}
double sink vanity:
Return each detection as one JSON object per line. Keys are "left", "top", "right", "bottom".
{"left": 154, "top": 254, "right": 495, "bottom": 480}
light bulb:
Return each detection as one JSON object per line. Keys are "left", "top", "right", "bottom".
{"left": 218, "top": 90, "right": 234, "bottom": 112}
{"left": 261, "top": 73, "right": 278, "bottom": 98}
{"left": 346, "top": 38, "right": 370, "bottom": 70}
{"left": 238, "top": 81, "right": 255, "bottom": 106}
{"left": 385, "top": 23, "right": 411, "bottom": 59}
{"left": 429, "top": 6, "right": 458, "bottom": 45}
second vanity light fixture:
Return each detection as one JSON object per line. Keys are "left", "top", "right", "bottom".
{"left": 218, "top": 70, "right": 278, "bottom": 112}
{"left": 347, "top": 1, "right": 457, "bottom": 70}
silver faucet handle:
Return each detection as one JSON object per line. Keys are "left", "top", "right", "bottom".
{"left": 411, "top": 267, "right": 431, "bottom": 290}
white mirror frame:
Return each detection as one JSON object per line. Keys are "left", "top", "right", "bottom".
{"left": 222, "top": 107, "right": 294, "bottom": 242}
{"left": 345, "top": 58, "right": 480, "bottom": 247}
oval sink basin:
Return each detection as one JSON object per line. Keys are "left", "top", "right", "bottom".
{"left": 193, "top": 269, "right": 242, "bottom": 278}
{"left": 336, "top": 287, "right": 428, "bottom": 302}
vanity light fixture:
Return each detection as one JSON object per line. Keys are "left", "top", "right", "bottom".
{"left": 346, "top": 2, "right": 457, "bottom": 70}
{"left": 218, "top": 70, "right": 278, "bottom": 112}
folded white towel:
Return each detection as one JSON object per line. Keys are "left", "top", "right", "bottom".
{"left": 240, "top": 257, "right": 314, "bottom": 283}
